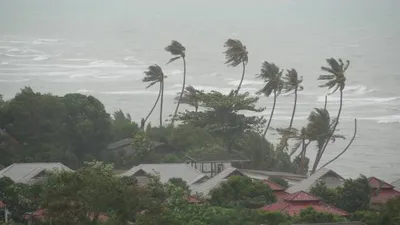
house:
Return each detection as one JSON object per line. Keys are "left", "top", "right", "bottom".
{"left": 292, "top": 222, "right": 365, "bottom": 225}
{"left": 107, "top": 138, "right": 179, "bottom": 157}
{"left": 185, "top": 149, "right": 250, "bottom": 177}
{"left": 392, "top": 178, "right": 400, "bottom": 192}
{"left": 368, "top": 177, "right": 400, "bottom": 205}
{"left": 190, "top": 167, "right": 247, "bottom": 197}
{"left": 262, "top": 179, "right": 290, "bottom": 202}
{"left": 241, "top": 169, "right": 306, "bottom": 186}
{"left": 260, "top": 191, "right": 349, "bottom": 216}
{"left": 0, "top": 163, "right": 72, "bottom": 184}
{"left": 119, "top": 163, "right": 208, "bottom": 186}
{"left": 286, "top": 168, "right": 344, "bottom": 194}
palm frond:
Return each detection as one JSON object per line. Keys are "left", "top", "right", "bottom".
{"left": 165, "top": 40, "right": 186, "bottom": 57}
{"left": 143, "top": 64, "right": 164, "bottom": 87}
{"left": 166, "top": 56, "right": 181, "bottom": 65}
{"left": 223, "top": 39, "right": 248, "bottom": 67}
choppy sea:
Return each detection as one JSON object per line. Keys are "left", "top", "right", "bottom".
{"left": 0, "top": 0, "right": 399, "bottom": 181}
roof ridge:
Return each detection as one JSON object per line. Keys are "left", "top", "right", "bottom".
{"left": 368, "top": 176, "right": 394, "bottom": 188}
{"left": 320, "top": 201, "right": 350, "bottom": 215}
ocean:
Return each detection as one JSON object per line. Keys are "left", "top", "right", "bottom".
{"left": 0, "top": 0, "right": 399, "bottom": 181}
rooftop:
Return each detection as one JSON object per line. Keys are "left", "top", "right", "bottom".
{"left": 119, "top": 163, "right": 208, "bottom": 185}
{"left": 0, "top": 163, "right": 72, "bottom": 184}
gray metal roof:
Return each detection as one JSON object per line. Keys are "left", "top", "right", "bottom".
{"left": 0, "top": 163, "right": 72, "bottom": 183}
{"left": 190, "top": 167, "right": 246, "bottom": 196}
{"left": 392, "top": 178, "right": 400, "bottom": 191}
{"left": 240, "top": 169, "right": 306, "bottom": 181}
{"left": 107, "top": 138, "right": 134, "bottom": 150}
{"left": 119, "top": 163, "right": 208, "bottom": 185}
{"left": 286, "top": 168, "right": 344, "bottom": 194}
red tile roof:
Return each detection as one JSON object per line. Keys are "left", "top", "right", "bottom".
{"left": 0, "top": 201, "right": 5, "bottom": 208}
{"left": 263, "top": 179, "right": 286, "bottom": 191}
{"left": 368, "top": 177, "right": 394, "bottom": 189}
{"left": 368, "top": 177, "right": 400, "bottom": 205}
{"left": 260, "top": 191, "right": 349, "bottom": 216}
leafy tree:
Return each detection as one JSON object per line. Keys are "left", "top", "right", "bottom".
{"left": 174, "top": 86, "right": 203, "bottom": 112}
{"left": 268, "top": 176, "right": 289, "bottom": 189}
{"left": 210, "top": 176, "right": 276, "bottom": 208}
{"left": 63, "top": 93, "right": 112, "bottom": 162}
{"left": 142, "top": 65, "right": 167, "bottom": 128}
{"left": 379, "top": 197, "right": 400, "bottom": 225}
{"left": 111, "top": 110, "right": 139, "bottom": 141}
{"left": 178, "top": 91, "right": 265, "bottom": 151}
{"left": 313, "top": 58, "right": 350, "bottom": 173}
{"left": 256, "top": 61, "right": 284, "bottom": 136}
{"left": 168, "top": 178, "right": 189, "bottom": 192}
{"left": 336, "top": 175, "right": 371, "bottom": 213}
{"left": 292, "top": 208, "right": 345, "bottom": 224}
{"left": 165, "top": 40, "right": 187, "bottom": 124}
{"left": 223, "top": 39, "right": 248, "bottom": 94}
{"left": 310, "top": 180, "right": 339, "bottom": 205}
{"left": 350, "top": 210, "right": 381, "bottom": 225}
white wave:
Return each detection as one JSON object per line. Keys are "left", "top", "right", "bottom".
{"left": 166, "top": 70, "right": 183, "bottom": 76}
{"left": 123, "top": 56, "right": 138, "bottom": 61}
{"left": 33, "top": 55, "right": 50, "bottom": 61}
{"left": 32, "top": 38, "right": 63, "bottom": 45}
{"left": 317, "top": 96, "right": 400, "bottom": 103}
{"left": 0, "top": 62, "right": 9, "bottom": 65}
{"left": 101, "top": 90, "right": 176, "bottom": 96}
{"left": 359, "top": 115, "right": 400, "bottom": 124}
{"left": 227, "top": 79, "right": 264, "bottom": 86}
{"left": 343, "top": 85, "right": 375, "bottom": 95}
{"left": 88, "top": 60, "right": 129, "bottom": 68}
{"left": 6, "top": 48, "right": 43, "bottom": 54}
{"left": 77, "top": 89, "right": 92, "bottom": 93}
{"left": 64, "top": 58, "right": 94, "bottom": 62}
{"left": 2, "top": 53, "right": 38, "bottom": 58}
{"left": 93, "top": 75, "right": 125, "bottom": 79}
{"left": 0, "top": 79, "right": 31, "bottom": 83}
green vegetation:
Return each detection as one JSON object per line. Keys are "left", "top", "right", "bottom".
{"left": 2, "top": 38, "right": 395, "bottom": 224}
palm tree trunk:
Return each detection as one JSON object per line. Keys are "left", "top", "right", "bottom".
{"left": 263, "top": 90, "right": 277, "bottom": 136}
{"left": 160, "top": 80, "right": 164, "bottom": 127}
{"left": 143, "top": 85, "right": 161, "bottom": 129}
{"left": 172, "top": 57, "right": 186, "bottom": 124}
{"left": 288, "top": 87, "right": 298, "bottom": 131}
{"left": 311, "top": 89, "right": 343, "bottom": 173}
{"left": 235, "top": 61, "right": 246, "bottom": 94}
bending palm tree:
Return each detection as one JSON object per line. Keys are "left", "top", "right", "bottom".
{"left": 223, "top": 39, "right": 248, "bottom": 94}
{"left": 282, "top": 69, "right": 303, "bottom": 131}
{"left": 142, "top": 64, "right": 166, "bottom": 128}
{"left": 311, "top": 58, "right": 350, "bottom": 173}
{"left": 256, "top": 61, "right": 284, "bottom": 136}
{"left": 165, "top": 40, "right": 186, "bottom": 124}
{"left": 174, "top": 85, "right": 203, "bottom": 112}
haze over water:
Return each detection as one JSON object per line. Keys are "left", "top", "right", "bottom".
{"left": 0, "top": 0, "right": 399, "bottom": 181}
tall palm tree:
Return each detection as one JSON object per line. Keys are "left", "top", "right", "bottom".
{"left": 165, "top": 40, "right": 186, "bottom": 124}
{"left": 142, "top": 64, "right": 166, "bottom": 128}
{"left": 174, "top": 85, "right": 203, "bottom": 112}
{"left": 306, "top": 108, "right": 345, "bottom": 174}
{"left": 223, "top": 39, "right": 248, "bottom": 94}
{"left": 312, "top": 58, "right": 350, "bottom": 173}
{"left": 256, "top": 61, "right": 284, "bottom": 136}
{"left": 282, "top": 69, "right": 303, "bottom": 131}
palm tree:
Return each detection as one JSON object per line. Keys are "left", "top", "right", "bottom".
{"left": 282, "top": 69, "right": 303, "bottom": 131}
{"left": 306, "top": 108, "right": 345, "bottom": 174}
{"left": 165, "top": 40, "right": 186, "bottom": 124}
{"left": 311, "top": 58, "right": 350, "bottom": 173}
{"left": 256, "top": 61, "right": 284, "bottom": 136}
{"left": 223, "top": 39, "right": 248, "bottom": 94}
{"left": 174, "top": 85, "right": 203, "bottom": 112}
{"left": 142, "top": 64, "right": 166, "bottom": 128}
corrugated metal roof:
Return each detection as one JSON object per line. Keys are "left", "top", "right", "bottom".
{"left": 119, "top": 163, "right": 208, "bottom": 185}
{"left": 0, "top": 163, "right": 72, "bottom": 183}
{"left": 286, "top": 168, "right": 344, "bottom": 194}
{"left": 190, "top": 167, "right": 245, "bottom": 196}
{"left": 263, "top": 179, "right": 286, "bottom": 191}
{"left": 392, "top": 178, "right": 400, "bottom": 191}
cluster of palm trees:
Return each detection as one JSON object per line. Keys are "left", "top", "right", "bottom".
{"left": 141, "top": 39, "right": 356, "bottom": 174}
